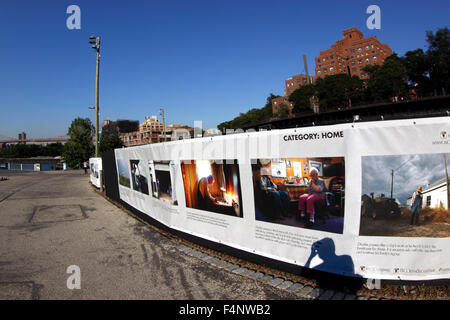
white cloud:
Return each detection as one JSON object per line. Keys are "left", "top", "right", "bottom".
{"left": 362, "top": 153, "right": 449, "bottom": 204}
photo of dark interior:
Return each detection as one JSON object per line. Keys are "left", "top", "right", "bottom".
{"left": 130, "top": 159, "right": 149, "bottom": 195}
{"left": 181, "top": 160, "right": 243, "bottom": 217}
{"left": 148, "top": 161, "right": 178, "bottom": 205}
{"left": 252, "top": 157, "right": 345, "bottom": 234}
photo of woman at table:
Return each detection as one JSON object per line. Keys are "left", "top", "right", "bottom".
{"left": 251, "top": 157, "right": 345, "bottom": 234}
{"left": 181, "top": 160, "right": 243, "bottom": 217}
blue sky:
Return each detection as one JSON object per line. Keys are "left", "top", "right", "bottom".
{"left": 0, "top": 0, "right": 449, "bottom": 138}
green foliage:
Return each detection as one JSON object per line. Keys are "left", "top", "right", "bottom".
{"left": 364, "top": 54, "right": 409, "bottom": 102}
{"left": 99, "top": 133, "right": 123, "bottom": 155}
{"left": 288, "top": 84, "right": 315, "bottom": 113}
{"left": 275, "top": 103, "right": 290, "bottom": 118}
{"left": 402, "top": 49, "right": 433, "bottom": 97}
{"left": 426, "top": 27, "right": 450, "bottom": 95}
{"left": 318, "top": 74, "right": 364, "bottom": 109}
{"left": 0, "top": 143, "right": 63, "bottom": 158}
{"left": 401, "top": 27, "right": 449, "bottom": 97}
{"left": 62, "top": 117, "right": 94, "bottom": 168}
{"left": 217, "top": 93, "right": 279, "bottom": 131}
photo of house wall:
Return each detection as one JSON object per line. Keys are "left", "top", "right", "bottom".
{"left": 148, "top": 160, "right": 178, "bottom": 205}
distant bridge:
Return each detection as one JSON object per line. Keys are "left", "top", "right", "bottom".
{"left": 0, "top": 133, "right": 69, "bottom": 144}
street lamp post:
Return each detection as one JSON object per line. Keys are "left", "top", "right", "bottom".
{"left": 160, "top": 108, "right": 166, "bottom": 143}
{"left": 89, "top": 35, "right": 101, "bottom": 157}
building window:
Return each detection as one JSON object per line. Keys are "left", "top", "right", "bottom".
{"left": 366, "top": 45, "right": 370, "bottom": 50}
{"left": 351, "top": 49, "right": 355, "bottom": 53}
{"left": 426, "top": 196, "right": 431, "bottom": 207}
{"left": 351, "top": 61, "right": 355, "bottom": 66}
{"left": 352, "top": 68, "right": 357, "bottom": 72}
{"left": 361, "top": 73, "right": 365, "bottom": 77}
{"left": 366, "top": 58, "right": 370, "bottom": 62}
{"left": 358, "top": 60, "right": 362, "bottom": 64}
{"left": 373, "top": 56, "right": 378, "bottom": 60}
{"left": 358, "top": 48, "right": 362, "bottom": 52}
{"left": 330, "top": 67, "right": 334, "bottom": 71}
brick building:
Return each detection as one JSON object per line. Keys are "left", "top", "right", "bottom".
{"left": 272, "top": 27, "right": 393, "bottom": 116}
{"left": 314, "top": 27, "right": 392, "bottom": 80}
{"left": 119, "top": 117, "right": 192, "bottom": 147}
{"left": 120, "top": 116, "right": 168, "bottom": 147}
{"left": 272, "top": 96, "right": 294, "bottom": 115}
{"left": 284, "top": 74, "right": 314, "bottom": 97}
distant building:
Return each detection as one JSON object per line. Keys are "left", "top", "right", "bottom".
{"left": 406, "top": 178, "right": 449, "bottom": 209}
{"left": 272, "top": 96, "right": 294, "bottom": 116}
{"left": 284, "top": 74, "right": 313, "bottom": 97}
{"left": 204, "top": 128, "right": 221, "bottom": 136}
{"left": 101, "top": 119, "right": 139, "bottom": 136}
{"left": 119, "top": 117, "right": 192, "bottom": 147}
{"left": 314, "top": 27, "right": 392, "bottom": 80}
{"left": 271, "top": 27, "right": 393, "bottom": 117}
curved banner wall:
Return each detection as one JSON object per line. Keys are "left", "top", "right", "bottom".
{"left": 89, "top": 157, "right": 102, "bottom": 188}
{"left": 114, "top": 117, "right": 450, "bottom": 280}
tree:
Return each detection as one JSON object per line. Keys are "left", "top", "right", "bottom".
{"left": 288, "top": 84, "right": 315, "bottom": 113}
{"left": 314, "top": 74, "right": 364, "bottom": 110}
{"left": 275, "top": 103, "right": 290, "bottom": 118}
{"left": 217, "top": 93, "right": 280, "bottom": 132}
{"left": 402, "top": 49, "right": 433, "bottom": 98}
{"left": 99, "top": 133, "right": 123, "bottom": 155}
{"left": 63, "top": 118, "right": 94, "bottom": 168}
{"left": 426, "top": 27, "right": 450, "bottom": 96}
{"left": 364, "top": 54, "right": 409, "bottom": 102}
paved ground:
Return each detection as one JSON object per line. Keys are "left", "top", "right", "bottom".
{"left": 0, "top": 170, "right": 315, "bottom": 300}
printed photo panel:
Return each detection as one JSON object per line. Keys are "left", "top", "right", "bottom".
{"left": 252, "top": 157, "right": 345, "bottom": 234}
{"left": 181, "top": 159, "right": 243, "bottom": 218}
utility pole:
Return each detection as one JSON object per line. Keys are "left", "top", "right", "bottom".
{"left": 89, "top": 35, "right": 101, "bottom": 157}
{"left": 390, "top": 169, "right": 394, "bottom": 199}
{"left": 444, "top": 154, "right": 449, "bottom": 210}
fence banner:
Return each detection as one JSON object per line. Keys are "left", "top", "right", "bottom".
{"left": 114, "top": 117, "right": 450, "bottom": 280}
{"left": 89, "top": 157, "right": 102, "bottom": 188}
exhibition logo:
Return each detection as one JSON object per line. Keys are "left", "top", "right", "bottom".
{"left": 432, "top": 129, "right": 450, "bottom": 145}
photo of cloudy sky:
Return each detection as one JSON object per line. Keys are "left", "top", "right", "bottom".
{"left": 362, "top": 153, "right": 450, "bottom": 204}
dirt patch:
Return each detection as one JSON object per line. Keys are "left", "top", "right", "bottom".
{"left": 360, "top": 208, "right": 450, "bottom": 237}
